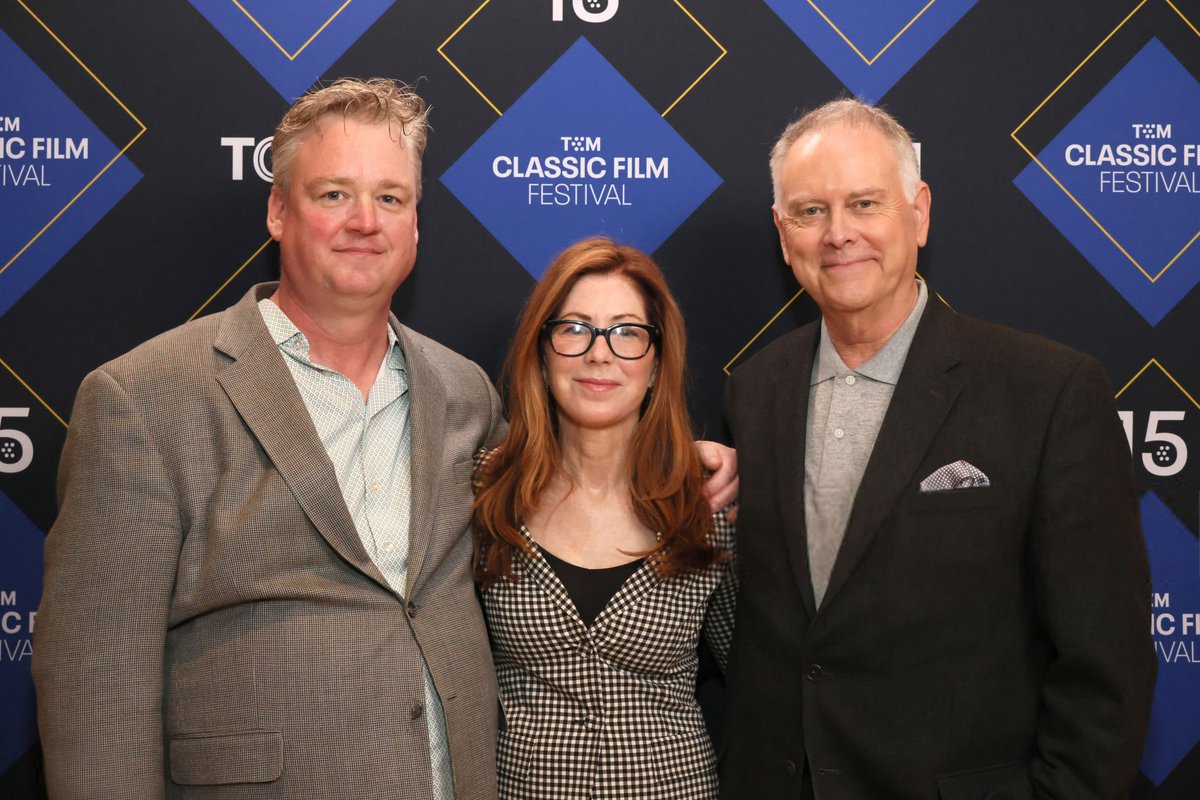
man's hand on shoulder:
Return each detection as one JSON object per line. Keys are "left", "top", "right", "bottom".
{"left": 696, "top": 440, "right": 738, "bottom": 523}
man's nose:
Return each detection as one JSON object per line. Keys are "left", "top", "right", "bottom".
{"left": 346, "top": 197, "right": 380, "bottom": 233}
{"left": 822, "top": 207, "right": 856, "bottom": 248}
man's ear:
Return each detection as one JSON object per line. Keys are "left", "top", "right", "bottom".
{"left": 912, "top": 182, "right": 931, "bottom": 247}
{"left": 772, "top": 205, "right": 791, "bottom": 265}
{"left": 266, "top": 186, "right": 286, "bottom": 242}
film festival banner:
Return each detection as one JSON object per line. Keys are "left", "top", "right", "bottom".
{"left": 2, "top": 0, "right": 1200, "bottom": 797}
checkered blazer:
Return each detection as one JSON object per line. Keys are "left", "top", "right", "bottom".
{"left": 479, "top": 500, "right": 736, "bottom": 800}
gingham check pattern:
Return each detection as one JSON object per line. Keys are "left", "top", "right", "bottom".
{"left": 480, "top": 501, "right": 735, "bottom": 799}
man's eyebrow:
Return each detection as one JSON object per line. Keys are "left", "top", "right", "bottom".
{"left": 303, "top": 177, "right": 413, "bottom": 193}
{"left": 783, "top": 196, "right": 823, "bottom": 213}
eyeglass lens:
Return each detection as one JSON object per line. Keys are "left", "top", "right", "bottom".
{"left": 548, "top": 321, "right": 652, "bottom": 358}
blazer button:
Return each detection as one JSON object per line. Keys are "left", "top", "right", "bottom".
{"left": 410, "top": 703, "right": 424, "bottom": 720}
{"left": 406, "top": 600, "right": 418, "bottom": 618}
{"left": 806, "top": 664, "right": 824, "bottom": 681}
{"left": 783, "top": 759, "right": 798, "bottom": 776}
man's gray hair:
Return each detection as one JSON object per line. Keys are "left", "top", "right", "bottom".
{"left": 769, "top": 98, "right": 920, "bottom": 205}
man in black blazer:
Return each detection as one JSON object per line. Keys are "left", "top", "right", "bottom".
{"left": 721, "top": 99, "right": 1155, "bottom": 799}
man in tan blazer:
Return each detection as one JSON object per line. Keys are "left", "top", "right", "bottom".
{"left": 33, "top": 79, "right": 504, "bottom": 800}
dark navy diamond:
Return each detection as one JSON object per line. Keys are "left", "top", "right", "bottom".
{"left": 1140, "top": 491, "right": 1200, "bottom": 785}
{"left": 187, "top": 0, "right": 394, "bottom": 100}
{"left": 0, "top": 29, "right": 141, "bottom": 320}
{"left": 762, "top": 0, "right": 978, "bottom": 102}
{"left": 441, "top": 38, "right": 721, "bottom": 279}
{"left": 0, "top": 492, "right": 44, "bottom": 773}
{"left": 1015, "top": 38, "right": 1200, "bottom": 325}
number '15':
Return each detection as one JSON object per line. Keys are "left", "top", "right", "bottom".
{"left": 1118, "top": 410, "right": 1187, "bottom": 477}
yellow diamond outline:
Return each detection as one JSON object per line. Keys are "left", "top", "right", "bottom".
{"left": 1011, "top": 0, "right": 1200, "bottom": 285}
{"left": 189, "top": 237, "right": 275, "bottom": 321}
{"left": 1115, "top": 357, "right": 1200, "bottom": 411}
{"left": 722, "top": 273, "right": 946, "bottom": 374}
{"left": 438, "top": 0, "right": 727, "bottom": 117}
{"left": 2, "top": 1, "right": 148, "bottom": 428}
{"left": 2, "top": 1, "right": 148, "bottom": 281}
{"left": 0, "top": 355, "right": 67, "bottom": 428}
{"left": 230, "top": 0, "right": 355, "bottom": 61}
{"left": 807, "top": 0, "right": 940, "bottom": 66}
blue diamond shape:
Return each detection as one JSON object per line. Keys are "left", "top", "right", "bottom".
{"left": 441, "top": 37, "right": 721, "bottom": 279}
{"left": 762, "top": 0, "right": 978, "bottom": 102}
{"left": 1140, "top": 491, "right": 1200, "bottom": 785}
{"left": 1014, "top": 39, "right": 1200, "bottom": 326}
{"left": 0, "top": 491, "right": 44, "bottom": 773}
{"left": 186, "top": 0, "right": 394, "bottom": 100}
{"left": 0, "top": 29, "right": 141, "bottom": 320}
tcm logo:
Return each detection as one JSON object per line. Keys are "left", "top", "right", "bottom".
{"left": 222, "top": 136, "right": 273, "bottom": 181}
{"left": 563, "top": 135, "right": 601, "bottom": 152}
{"left": 552, "top": 0, "right": 618, "bottom": 23}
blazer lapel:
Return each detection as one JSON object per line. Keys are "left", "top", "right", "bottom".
{"left": 592, "top": 560, "right": 658, "bottom": 631}
{"left": 772, "top": 325, "right": 820, "bottom": 619}
{"left": 821, "top": 301, "right": 964, "bottom": 610}
{"left": 398, "top": 324, "right": 447, "bottom": 600}
{"left": 213, "top": 284, "right": 390, "bottom": 591}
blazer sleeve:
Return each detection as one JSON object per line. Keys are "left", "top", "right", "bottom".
{"left": 1028, "top": 354, "right": 1155, "bottom": 798}
{"left": 34, "top": 368, "right": 182, "bottom": 800}
{"left": 476, "top": 360, "right": 508, "bottom": 450}
{"left": 701, "top": 510, "right": 738, "bottom": 672}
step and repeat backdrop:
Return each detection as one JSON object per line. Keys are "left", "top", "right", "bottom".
{"left": 1, "top": 0, "right": 1198, "bottom": 795}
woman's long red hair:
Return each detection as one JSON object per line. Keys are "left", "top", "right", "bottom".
{"left": 472, "top": 238, "right": 720, "bottom": 586}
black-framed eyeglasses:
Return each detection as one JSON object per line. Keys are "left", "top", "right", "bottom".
{"left": 542, "top": 319, "right": 659, "bottom": 360}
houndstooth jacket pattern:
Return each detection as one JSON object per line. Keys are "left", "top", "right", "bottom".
{"left": 479, "top": 500, "right": 736, "bottom": 800}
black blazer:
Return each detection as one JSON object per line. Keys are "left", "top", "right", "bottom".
{"left": 720, "top": 299, "right": 1154, "bottom": 800}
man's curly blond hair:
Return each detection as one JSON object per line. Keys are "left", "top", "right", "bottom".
{"left": 271, "top": 77, "right": 430, "bottom": 198}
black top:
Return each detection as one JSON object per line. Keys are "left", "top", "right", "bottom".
{"left": 537, "top": 545, "right": 643, "bottom": 626}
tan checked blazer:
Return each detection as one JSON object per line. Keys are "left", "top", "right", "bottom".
{"left": 34, "top": 283, "right": 506, "bottom": 799}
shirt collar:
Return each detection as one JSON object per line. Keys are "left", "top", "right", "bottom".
{"left": 257, "top": 298, "right": 406, "bottom": 374}
{"left": 811, "top": 280, "right": 928, "bottom": 386}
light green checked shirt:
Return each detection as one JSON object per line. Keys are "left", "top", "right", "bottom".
{"left": 258, "top": 298, "right": 454, "bottom": 799}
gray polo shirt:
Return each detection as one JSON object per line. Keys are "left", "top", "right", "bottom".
{"left": 805, "top": 281, "right": 928, "bottom": 607}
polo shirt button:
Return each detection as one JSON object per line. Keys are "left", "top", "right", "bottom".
{"left": 806, "top": 664, "right": 824, "bottom": 681}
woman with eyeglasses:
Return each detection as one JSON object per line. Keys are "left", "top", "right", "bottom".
{"left": 472, "top": 237, "right": 735, "bottom": 799}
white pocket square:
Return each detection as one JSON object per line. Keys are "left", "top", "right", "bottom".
{"left": 919, "top": 460, "right": 990, "bottom": 492}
